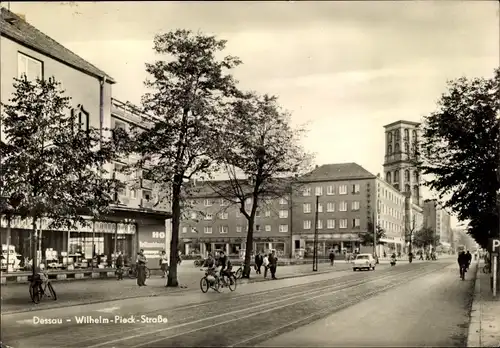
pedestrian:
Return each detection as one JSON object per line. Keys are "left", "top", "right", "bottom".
{"left": 254, "top": 252, "right": 263, "bottom": 274}
{"left": 160, "top": 250, "right": 169, "bottom": 278}
{"left": 263, "top": 253, "right": 270, "bottom": 278}
{"left": 116, "top": 251, "right": 124, "bottom": 280}
{"left": 465, "top": 250, "right": 472, "bottom": 269}
{"left": 329, "top": 249, "right": 335, "bottom": 266}
{"left": 269, "top": 251, "right": 278, "bottom": 280}
{"left": 136, "top": 249, "right": 147, "bottom": 286}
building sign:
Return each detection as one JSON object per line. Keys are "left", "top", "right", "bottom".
{"left": 0, "top": 216, "right": 135, "bottom": 234}
{"left": 138, "top": 222, "right": 171, "bottom": 260}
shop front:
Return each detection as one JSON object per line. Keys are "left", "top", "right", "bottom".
{"left": 137, "top": 221, "right": 171, "bottom": 269}
{"left": 293, "top": 233, "right": 361, "bottom": 258}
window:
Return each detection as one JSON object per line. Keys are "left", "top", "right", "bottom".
{"left": 279, "top": 225, "right": 288, "bottom": 233}
{"left": 318, "top": 203, "right": 323, "bottom": 213}
{"left": 236, "top": 225, "right": 242, "bottom": 233}
{"left": 303, "top": 220, "right": 312, "bottom": 229}
{"left": 395, "top": 143, "right": 400, "bottom": 153}
{"left": 339, "top": 185, "right": 348, "bottom": 195}
{"left": 317, "top": 220, "right": 323, "bottom": 229}
{"left": 351, "top": 201, "right": 360, "bottom": 211}
{"left": 190, "top": 212, "right": 197, "bottom": 219}
{"left": 204, "top": 213, "right": 213, "bottom": 220}
{"left": 327, "top": 185, "right": 335, "bottom": 195}
{"left": 73, "top": 105, "right": 90, "bottom": 132}
{"left": 204, "top": 226, "right": 212, "bottom": 234}
{"left": 182, "top": 227, "right": 188, "bottom": 233}
{"left": 386, "top": 172, "right": 391, "bottom": 183}
{"left": 353, "top": 218, "right": 360, "bottom": 228}
{"left": 405, "top": 184, "right": 411, "bottom": 193}
{"left": 220, "top": 199, "right": 228, "bottom": 206}
{"left": 191, "top": 227, "right": 198, "bottom": 233}
{"left": 279, "top": 210, "right": 288, "bottom": 219}
{"left": 352, "top": 184, "right": 360, "bottom": 194}
{"left": 404, "top": 142, "right": 409, "bottom": 154}
{"left": 279, "top": 198, "right": 287, "bottom": 205}
{"left": 219, "top": 212, "right": 228, "bottom": 220}
{"left": 18, "top": 53, "right": 42, "bottom": 81}
{"left": 388, "top": 132, "right": 393, "bottom": 142}
{"left": 394, "top": 130, "right": 400, "bottom": 141}
{"left": 394, "top": 170, "right": 400, "bottom": 182}
{"left": 327, "top": 219, "right": 335, "bottom": 229}
{"left": 303, "top": 187, "right": 311, "bottom": 196}
{"left": 404, "top": 170, "right": 410, "bottom": 182}
{"left": 255, "top": 225, "right": 261, "bottom": 232}
{"left": 256, "top": 210, "right": 261, "bottom": 217}
{"left": 339, "top": 219, "right": 348, "bottom": 229}
{"left": 404, "top": 128, "right": 409, "bottom": 139}
{"left": 265, "top": 225, "right": 271, "bottom": 232}
{"left": 339, "top": 201, "right": 348, "bottom": 211}
{"left": 114, "top": 119, "right": 128, "bottom": 132}
{"left": 130, "top": 189, "right": 137, "bottom": 199}
{"left": 413, "top": 185, "right": 419, "bottom": 198}
{"left": 265, "top": 210, "right": 271, "bottom": 217}
{"left": 387, "top": 145, "right": 392, "bottom": 155}
{"left": 412, "top": 130, "right": 417, "bottom": 139}
{"left": 303, "top": 203, "right": 311, "bottom": 213}
{"left": 219, "top": 226, "right": 228, "bottom": 234}
{"left": 204, "top": 199, "right": 212, "bottom": 207}
{"left": 315, "top": 187, "right": 323, "bottom": 196}
{"left": 327, "top": 202, "right": 335, "bottom": 212}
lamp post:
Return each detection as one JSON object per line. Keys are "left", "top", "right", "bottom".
{"left": 312, "top": 195, "right": 319, "bottom": 272}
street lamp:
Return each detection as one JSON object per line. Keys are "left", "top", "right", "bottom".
{"left": 312, "top": 194, "right": 320, "bottom": 272}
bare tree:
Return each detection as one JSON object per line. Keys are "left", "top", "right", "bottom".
{"left": 207, "top": 93, "right": 312, "bottom": 278}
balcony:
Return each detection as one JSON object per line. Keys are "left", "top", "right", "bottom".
{"left": 140, "top": 199, "right": 154, "bottom": 210}
{"left": 141, "top": 179, "right": 153, "bottom": 190}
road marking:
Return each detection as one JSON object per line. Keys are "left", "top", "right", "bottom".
{"left": 96, "top": 306, "right": 120, "bottom": 313}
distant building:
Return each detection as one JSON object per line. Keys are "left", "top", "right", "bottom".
{"left": 383, "top": 120, "right": 422, "bottom": 206}
{"left": 423, "top": 199, "right": 452, "bottom": 248}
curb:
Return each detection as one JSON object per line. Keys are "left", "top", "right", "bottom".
{"left": 466, "top": 260, "right": 481, "bottom": 347}
{"left": 1, "top": 267, "right": 343, "bottom": 315}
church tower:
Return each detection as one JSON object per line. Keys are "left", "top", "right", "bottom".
{"left": 383, "top": 120, "right": 422, "bottom": 206}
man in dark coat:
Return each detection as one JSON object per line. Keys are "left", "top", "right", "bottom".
{"left": 254, "top": 252, "right": 263, "bottom": 274}
{"left": 329, "top": 249, "right": 335, "bottom": 266}
{"left": 136, "top": 249, "right": 147, "bottom": 286}
{"left": 268, "top": 251, "right": 278, "bottom": 280}
{"left": 116, "top": 251, "right": 124, "bottom": 280}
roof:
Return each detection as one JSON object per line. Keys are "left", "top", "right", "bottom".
{"left": 0, "top": 8, "right": 115, "bottom": 83}
{"left": 300, "top": 163, "right": 376, "bottom": 182}
{"left": 383, "top": 120, "right": 421, "bottom": 129}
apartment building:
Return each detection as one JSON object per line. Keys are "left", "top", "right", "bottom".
{"left": 179, "top": 180, "right": 292, "bottom": 258}
{"left": 0, "top": 9, "right": 170, "bottom": 273}
{"left": 291, "top": 163, "right": 377, "bottom": 257}
{"left": 423, "top": 199, "right": 452, "bottom": 248}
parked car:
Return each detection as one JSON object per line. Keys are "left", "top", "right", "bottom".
{"left": 352, "top": 253, "right": 376, "bottom": 271}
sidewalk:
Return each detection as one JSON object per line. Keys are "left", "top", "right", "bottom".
{"left": 467, "top": 260, "right": 500, "bottom": 347}
{"left": 1, "top": 262, "right": 352, "bottom": 314}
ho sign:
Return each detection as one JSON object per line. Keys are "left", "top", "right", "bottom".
{"left": 152, "top": 232, "right": 166, "bottom": 239}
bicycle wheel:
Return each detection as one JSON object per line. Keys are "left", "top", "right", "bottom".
{"left": 235, "top": 267, "right": 243, "bottom": 279}
{"left": 228, "top": 275, "right": 237, "bottom": 292}
{"left": 200, "top": 277, "right": 209, "bottom": 293}
{"left": 30, "top": 283, "right": 41, "bottom": 304}
{"left": 145, "top": 267, "right": 151, "bottom": 279}
{"left": 47, "top": 283, "right": 57, "bottom": 301}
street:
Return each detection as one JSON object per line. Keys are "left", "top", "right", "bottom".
{"left": 0, "top": 259, "right": 475, "bottom": 347}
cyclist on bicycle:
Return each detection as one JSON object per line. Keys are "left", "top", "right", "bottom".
{"left": 34, "top": 263, "right": 49, "bottom": 288}
{"left": 216, "top": 251, "right": 233, "bottom": 285}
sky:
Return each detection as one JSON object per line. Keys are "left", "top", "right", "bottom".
{"left": 6, "top": 1, "right": 500, "bottom": 227}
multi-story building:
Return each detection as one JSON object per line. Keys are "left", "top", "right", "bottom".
{"left": 179, "top": 180, "right": 292, "bottom": 258}
{"left": 383, "top": 120, "right": 422, "bottom": 206}
{"left": 375, "top": 176, "right": 406, "bottom": 256}
{"left": 292, "top": 163, "right": 378, "bottom": 257}
{"left": 0, "top": 9, "right": 170, "bottom": 274}
{"left": 423, "top": 199, "right": 452, "bottom": 248}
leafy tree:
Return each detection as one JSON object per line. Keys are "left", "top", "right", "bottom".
{"left": 362, "top": 223, "right": 386, "bottom": 246}
{"left": 413, "top": 227, "right": 440, "bottom": 249}
{"left": 129, "top": 30, "right": 241, "bottom": 287}
{"left": 417, "top": 68, "right": 500, "bottom": 248}
{"left": 207, "top": 93, "right": 312, "bottom": 278}
{"left": 0, "top": 77, "right": 125, "bottom": 274}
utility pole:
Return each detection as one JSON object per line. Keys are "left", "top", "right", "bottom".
{"left": 313, "top": 195, "right": 319, "bottom": 272}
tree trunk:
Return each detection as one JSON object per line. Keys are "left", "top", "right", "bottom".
{"left": 31, "top": 216, "right": 38, "bottom": 278}
{"left": 242, "top": 216, "right": 255, "bottom": 279}
{"left": 166, "top": 181, "right": 182, "bottom": 287}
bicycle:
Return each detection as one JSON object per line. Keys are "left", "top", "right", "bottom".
{"left": 234, "top": 265, "right": 243, "bottom": 279}
{"left": 29, "top": 278, "right": 57, "bottom": 304}
{"left": 126, "top": 265, "right": 151, "bottom": 279}
{"left": 200, "top": 269, "right": 236, "bottom": 293}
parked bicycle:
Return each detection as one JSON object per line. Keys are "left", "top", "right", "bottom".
{"left": 126, "top": 264, "right": 151, "bottom": 279}
{"left": 29, "top": 277, "right": 57, "bottom": 304}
